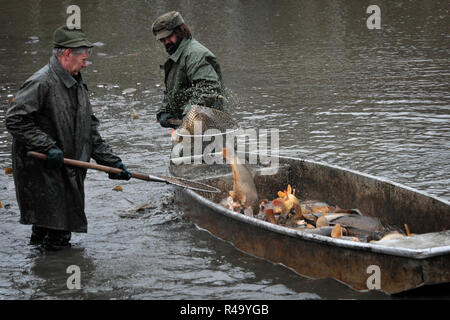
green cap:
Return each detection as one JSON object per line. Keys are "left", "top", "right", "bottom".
{"left": 152, "top": 11, "right": 185, "bottom": 40}
{"left": 53, "top": 25, "right": 93, "bottom": 48}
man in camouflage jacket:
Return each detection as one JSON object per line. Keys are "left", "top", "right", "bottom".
{"left": 152, "top": 11, "right": 226, "bottom": 128}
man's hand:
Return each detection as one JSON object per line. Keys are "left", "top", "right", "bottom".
{"left": 46, "top": 147, "right": 64, "bottom": 169}
{"left": 158, "top": 112, "right": 178, "bottom": 128}
{"left": 108, "top": 161, "right": 132, "bottom": 180}
{"left": 182, "top": 103, "right": 192, "bottom": 118}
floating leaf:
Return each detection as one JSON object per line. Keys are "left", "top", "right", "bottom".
{"left": 5, "top": 167, "right": 12, "bottom": 174}
{"left": 112, "top": 185, "right": 123, "bottom": 192}
{"left": 8, "top": 96, "right": 14, "bottom": 104}
{"left": 131, "top": 111, "right": 140, "bottom": 119}
{"left": 0, "top": 201, "right": 2, "bottom": 208}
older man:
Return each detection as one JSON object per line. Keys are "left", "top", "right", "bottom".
{"left": 5, "top": 26, "right": 131, "bottom": 251}
{"left": 152, "top": 11, "right": 226, "bottom": 128}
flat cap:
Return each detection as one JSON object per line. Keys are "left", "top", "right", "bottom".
{"left": 152, "top": 11, "right": 185, "bottom": 40}
{"left": 53, "top": 25, "right": 93, "bottom": 48}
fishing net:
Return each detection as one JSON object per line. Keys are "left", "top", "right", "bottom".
{"left": 158, "top": 175, "right": 220, "bottom": 193}
{"left": 170, "top": 105, "right": 241, "bottom": 175}
{"left": 176, "top": 105, "right": 239, "bottom": 137}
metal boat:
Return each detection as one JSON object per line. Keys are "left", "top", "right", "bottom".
{"left": 170, "top": 153, "right": 450, "bottom": 294}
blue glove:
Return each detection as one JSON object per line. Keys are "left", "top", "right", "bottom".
{"left": 108, "top": 161, "right": 132, "bottom": 180}
{"left": 159, "top": 113, "right": 177, "bottom": 128}
{"left": 46, "top": 147, "right": 64, "bottom": 169}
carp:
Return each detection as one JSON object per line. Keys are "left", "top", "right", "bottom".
{"left": 370, "top": 231, "right": 406, "bottom": 243}
{"left": 258, "top": 200, "right": 278, "bottom": 224}
{"left": 259, "top": 185, "right": 300, "bottom": 224}
{"left": 315, "top": 213, "right": 352, "bottom": 228}
{"left": 295, "top": 200, "right": 338, "bottom": 217}
{"left": 272, "top": 184, "right": 299, "bottom": 215}
{"left": 295, "top": 200, "right": 361, "bottom": 218}
{"left": 329, "top": 214, "right": 384, "bottom": 230}
{"left": 222, "top": 148, "right": 259, "bottom": 216}
{"left": 331, "top": 224, "right": 343, "bottom": 238}
{"left": 318, "top": 214, "right": 385, "bottom": 241}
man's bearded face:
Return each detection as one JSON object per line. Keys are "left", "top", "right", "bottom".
{"left": 160, "top": 32, "right": 182, "bottom": 55}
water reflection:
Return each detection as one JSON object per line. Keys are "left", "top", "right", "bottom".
{"left": 30, "top": 248, "right": 95, "bottom": 299}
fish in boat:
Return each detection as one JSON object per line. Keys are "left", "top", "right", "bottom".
{"left": 272, "top": 184, "right": 299, "bottom": 215}
{"left": 219, "top": 172, "right": 407, "bottom": 242}
{"left": 331, "top": 223, "right": 343, "bottom": 238}
{"left": 258, "top": 185, "right": 300, "bottom": 224}
{"left": 171, "top": 153, "right": 450, "bottom": 294}
{"left": 304, "top": 213, "right": 384, "bottom": 241}
{"left": 370, "top": 231, "right": 406, "bottom": 243}
{"left": 295, "top": 200, "right": 361, "bottom": 217}
{"left": 222, "top": 148, "right": 259, "bottom": 216}
{"left": 295, "top": 200, "right": 339, "bottom": 216}
{"left": 291, "top": 200, "right": 359, "bottom": 224}
{"left": 328, "top": 223, "right": 361, "bottom": 242}
{"left": 315, "top": 213, "right": 352, "bottom": 228}
{"left": 258, "top": 200, "right": 278, "bottom": 224}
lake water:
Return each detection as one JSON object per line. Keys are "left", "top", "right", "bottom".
{"left": 0, "top": 0, "right": 448, "bottom": 299}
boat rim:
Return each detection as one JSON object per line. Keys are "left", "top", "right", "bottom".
{"left": 177, "top": 154, "right": 450, "bottom": 260}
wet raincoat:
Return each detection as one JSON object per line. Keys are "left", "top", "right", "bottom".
{"left": 5, "top": 55, "right": 121, "bottom": 233}
{"left": 157, "top": 37, "right": 225, "bottom": 120}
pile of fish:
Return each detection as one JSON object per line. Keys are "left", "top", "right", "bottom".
{"left": 219, "top": 148, "right": 415, "bottom": 244}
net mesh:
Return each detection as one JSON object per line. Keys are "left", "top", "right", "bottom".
{"left": 177, "top": 105, "right": 239, "bottom": 137}
{"left": 161, "top": 175, "right": 220, "bottom": 193}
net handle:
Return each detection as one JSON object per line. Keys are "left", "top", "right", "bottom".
{"left": 149, "top": 175, "right": 220, "bottom": 193}
{"left": 27, "top": 151, "right": 220, "bottom": 193}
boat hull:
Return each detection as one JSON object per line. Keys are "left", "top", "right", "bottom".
{"left": 172, "top": 155, "right": 450, "bottom": 294}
